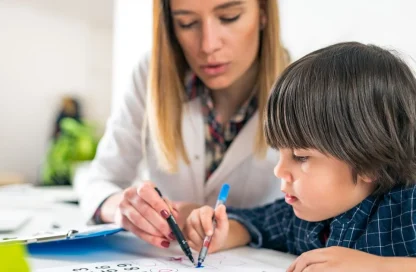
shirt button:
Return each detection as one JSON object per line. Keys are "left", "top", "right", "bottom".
{"left": 195, "top": 155, "right": 199, "bottom": 160}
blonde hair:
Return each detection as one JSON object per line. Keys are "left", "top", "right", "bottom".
{"left": 147, "top": 0, "right": 287, "bottom": 172}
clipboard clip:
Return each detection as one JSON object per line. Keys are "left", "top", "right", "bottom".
{"left": 0, "top": 229, "right": 79, "bottom": 245}
{"left": 0, "top": 224, "right": 123, "bottom": 245}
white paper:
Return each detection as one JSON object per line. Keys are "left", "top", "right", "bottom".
{"left": 35, "top": 253, "right": 284, "bottom": 272}
{"left": 0, "top": 209, "right": 31, "bottom": 232}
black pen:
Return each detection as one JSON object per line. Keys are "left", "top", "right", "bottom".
{"left": 154, "top": 187, "right": 195, "bottom": 264}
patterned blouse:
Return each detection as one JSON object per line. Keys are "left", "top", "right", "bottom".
{"left": 185, "top": 73, "right": 258, "bottom": 181}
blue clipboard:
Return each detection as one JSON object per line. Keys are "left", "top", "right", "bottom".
{"left": 0, "top": 224, "right": 124, "bottom": 245}
{"left": 68, "top": 224, "right": 123, "bottom": 240}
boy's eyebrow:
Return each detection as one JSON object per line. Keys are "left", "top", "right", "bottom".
{"left": 172, "top": 0, "right": 245, "bottom": 16}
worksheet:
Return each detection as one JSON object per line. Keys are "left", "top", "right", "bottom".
{"left": 36, "top": 253, "right": 284, "bottom": 272}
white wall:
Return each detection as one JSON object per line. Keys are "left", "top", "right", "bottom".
{"left": 0, "top": 0, "right": 113, "bottom": 183}
{"left": 279, "top": 0, "right": 416, "bottom": 70}
{"left": 112, "top": 0, "right": 153, "bottom": 111}
{"left": 111, "top": 0, "right": 416, "bottom": 108}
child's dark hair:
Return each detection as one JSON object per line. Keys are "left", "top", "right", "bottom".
{"left": 265, "top": 42, "right": 416, "bottom": 194}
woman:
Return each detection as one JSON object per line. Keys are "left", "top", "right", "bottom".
{"left": 77, "top": 0, "right": 287, "bottom": 249}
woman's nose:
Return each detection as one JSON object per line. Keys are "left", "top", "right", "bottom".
{"left": 200, "top": 20, "right": 222, "bottom": 55}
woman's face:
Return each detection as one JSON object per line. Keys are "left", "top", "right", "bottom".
{"left": 170, "top": 0, "right": 264, "bottom": 90}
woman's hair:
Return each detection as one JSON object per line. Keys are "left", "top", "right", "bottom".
{"left": 147, "top": 0, "right": 287, "bottom": 172}
{"left": 265, "top": 42, "right": 416, "bottom": 194}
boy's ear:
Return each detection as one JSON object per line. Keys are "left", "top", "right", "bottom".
{"left": 358, "top": 173, "right": 376, "bottom": 184}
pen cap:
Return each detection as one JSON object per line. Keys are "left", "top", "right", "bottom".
{"left": 218, "top": 184, "right": 230, "bottom": 203}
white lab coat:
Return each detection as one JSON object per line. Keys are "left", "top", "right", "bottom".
{"left": 76, "top": 54, "right": 283, "bottom": 221}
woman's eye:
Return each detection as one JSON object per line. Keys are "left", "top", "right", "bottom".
{"left": 178, "top": 21, "right": 197, "bottom": 29}
{"left": 293, "top": 155, "right": 309, "bottom": 163}
{"left": 220, "top": 14, "right": 241, "bottom": 23}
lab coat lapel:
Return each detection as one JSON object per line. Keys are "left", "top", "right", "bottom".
{"left": 182, "top": 99, "right": 205, "bottom": 203}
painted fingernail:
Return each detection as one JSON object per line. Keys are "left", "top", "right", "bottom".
{"left": 161, "top": 210, "right": 170, "bottom": 219}
{"left": 161, "top": 240, "right": 170, "bottom": 248}
{"left": 169, "top": 232, "right": 176, "bottom": 240}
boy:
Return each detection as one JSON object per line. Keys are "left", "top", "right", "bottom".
{"left": 184, "top": 42, "right": 416, "bottom": 271}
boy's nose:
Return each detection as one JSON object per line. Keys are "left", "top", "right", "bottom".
{"left": 280, "top": 178, "right": 292, "bottom": 194}
{"left": 274, "top": 159, "right": 294, "bottom": 194}
{"left": 274, "top": 160, "right": 291, "bottom": 181}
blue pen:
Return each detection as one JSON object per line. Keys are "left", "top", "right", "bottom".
{"left": 197, "top": 183, "right": 230, "bottom": 267}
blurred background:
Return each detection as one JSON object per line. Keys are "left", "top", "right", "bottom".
{"left": 0, "top": 0, "right": 415, "bottom": 187}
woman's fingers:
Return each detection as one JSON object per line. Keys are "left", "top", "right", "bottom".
{"left": 133, "top": 184, "right": 175, "bottom": 239}
{"left": 137, "top": 183, "right": 171, "bottom": 216}
{"left": 119, "top": 185, "right": 175, "bottom": 245}
{"left": 164, "top": 198, "right": 180, "bottom": 219}
{"left": 120, "top": 199, "right": 163, "bottom": 237}
{"left": 120, "top": 215, "right": 171, "bottom": 249}
{"left": 136, "top": 198, "right": 175, "bottom": 241}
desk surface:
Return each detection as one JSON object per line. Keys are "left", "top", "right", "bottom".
{"left": 29, "top": 232, "right": 296, "bottom": 270}
{"left": 0, "top": 185, "right": 296, "bottom": 270}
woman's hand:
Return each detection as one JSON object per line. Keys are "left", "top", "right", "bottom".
{"left": 184, "top": 205, "right": 229, "bottom": 253}
{"left": 100, "top": 182, "right": 179, "bottom": 249}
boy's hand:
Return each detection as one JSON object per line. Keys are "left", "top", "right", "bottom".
{"left": 184, "top": 205, "right": 229, "bottom": 253}
{"left": 287, "top": 246, "right": 382, "bottom": 272}
{"left": 172, "top": 202, "right": 202, "bottom": 228}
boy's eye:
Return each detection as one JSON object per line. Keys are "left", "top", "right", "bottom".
{"left": 220, "top": 14, "right": 241, "bottom": 23}
{"left": 292, "top": 154, "right": 309, "bottom": 163}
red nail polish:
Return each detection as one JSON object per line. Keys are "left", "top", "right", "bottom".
{"left": 169, "top": 232, "right": 176, "bottom": 240}
{"left": 161, "top": 210, "right": 170, "bottom": 219}
{"left": 161, "top": 240, "right": 170, "bottom": 248}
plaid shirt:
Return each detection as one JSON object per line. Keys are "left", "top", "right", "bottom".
{"left": 185, "top": 73, "right": 258, "bottom": 181}
{"left": 228, "top": 185, "right": 416, "bottom": 257}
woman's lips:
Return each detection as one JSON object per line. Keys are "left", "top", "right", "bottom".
{"left": 200, "top": 63, "right": 229, "bottom": 76}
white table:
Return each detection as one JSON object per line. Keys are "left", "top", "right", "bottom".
{"left": 29, "top": 232, "right": 296, "bottom": 270}
{"left": 0, "top": 185, "right": 296, "bottom": 270}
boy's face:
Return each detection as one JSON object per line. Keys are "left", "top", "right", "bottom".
{"left": 274, "top": 148, "right": 375, "bottom": 222}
